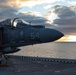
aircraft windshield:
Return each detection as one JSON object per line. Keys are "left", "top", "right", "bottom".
{"left": 1, "top": 19, "right": 12, "bottom": 26}
{"left": 1, "top": 18, "right": 29, "bottom": 28}
{"left": 13, "top": 18, "right": 29, "bottom": 27}
{"left": 20, "top": 19, "right": 29, "bottom": 25}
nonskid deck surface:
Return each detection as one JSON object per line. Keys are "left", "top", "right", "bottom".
{"left": 0, "top": 55, "right": 76, "bottom": 75}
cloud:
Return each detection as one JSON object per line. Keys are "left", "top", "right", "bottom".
{"left": 0, "top": 0, "right": 19, "bottom": 8}
{"left": 44, "top": 5, "right": 52, "bottom": 9}
{"left": 52, "top": 6, "right": 76, "bottom": 26}
{"left": 17, "top": 12, "right": 52, "bottom": 26}
{"left": 54, "top": 6, "right": 75, "bottom": 18}
{"left": 53, "top": 26, "right": 76, "bottom": 35}
{"left": 0, "top": 0, "right": 63, "bottom": 21}
{"left": 44, "top": 10, "right": 58, "bottom": 24}
{"left": 0, "top": 0, "right": 64, "bottom": 9}
{"left": 44, "top": 4, "right": 61, "bottom": 9}
{"left": 68, "top": 1, "right": 76, "bottom": 6}
{"left": 53, "top": 5, "right": 61, "bottom": 9}
{"left": 54, "top": 18, "right": 76, "bottom": 26}
{"left": 0, "top": 0, "right": 52, "bottom": 26}
{"left": 49, "top": 5, "right": 76, "bottom": 35}
{"left": 0, "top": 0, "right": 19, "bottom": 20}
{"left": 0, "top": 0, "right": 68, "bottom": 21}
{"left": 16, "top": 0, "right": 63, "bottom": 8}
{"left": 44, "top": 5, "right": 76, "bottom": 35}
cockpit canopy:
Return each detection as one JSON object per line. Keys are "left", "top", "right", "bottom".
{"left": 0, "top": 18, "right": 45, "bottom": 29}
{"left": 1, "top": 18, "right": 29, "bottom": 28}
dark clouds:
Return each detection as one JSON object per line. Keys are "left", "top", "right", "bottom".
{"left": 53, "top": 6, "right": 76, "bottom": 26}
{"left": 55, "top": 7, "right": 75, "bottom": 18}
{"left": 0, "top": 0, "right": 18, "bottom": 20}
{"left": 53, "top": 26, "right": 76, "bottom": 35}
{"left": 54, "top": 18, "right": 76, "bottom": 26}
{"left": 17, "top": 12, "right": 52, "bottom": 26}
{"left": 52, "top": 6, "right": 76, "bottom": 35}
{"left": 0, "top": 7, "right": 17, "bottom": 20}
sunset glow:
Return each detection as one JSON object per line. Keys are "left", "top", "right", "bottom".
{"left": 45, "top": 12, "right": 58, "bottom": 23}
{"left": 66, "top": 36, "right": 76, "bottom": 42}
{"left": 56, "top": 35, "right": 76, "bottom": 42}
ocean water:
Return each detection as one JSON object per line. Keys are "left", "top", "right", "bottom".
{"left": 13, "top": 42, "right": 76, "bottom": 59}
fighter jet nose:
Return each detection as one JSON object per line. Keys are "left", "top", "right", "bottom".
{"left": 39, "top": 28, "right": 64, "bottom": 43}
{"left": 58, "top": 32, "right": 64, "bottom": 38}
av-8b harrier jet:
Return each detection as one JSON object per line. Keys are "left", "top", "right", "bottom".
{"left": 0, "top": 18, "right": 64, "bottom": 55}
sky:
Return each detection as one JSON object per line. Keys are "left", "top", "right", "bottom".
{"left": 0, "top": 0, "right": 76, "bottom": 42}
